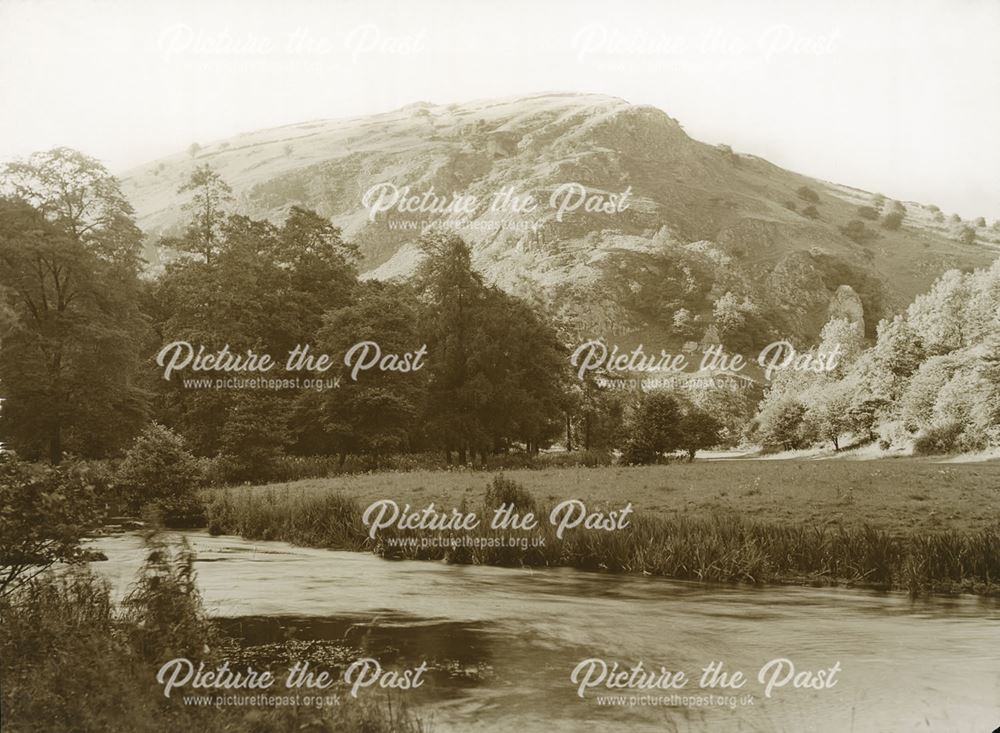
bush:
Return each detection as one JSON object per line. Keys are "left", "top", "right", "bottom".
{"left": 0, "top": 457, "right": 104, "bottom": 595}
{"left": 857, "top": 206, "right": 878, "bottom": 220}
{"left": 973, "top": 216, "right": 986, "bottom": 227}
{"left": 783, "top": 200, "right": 797, "bottom": 212}
{"left": 957, "top": 225, "right": 976, "bottom": 245}
{"left": 796, "top": 186, "right": 820, "bottom": 203}
{"left": 881, "top": 211, "right": 904, "bottom": 230}
{"left": 912, "top": 422, "right": 964, "bottom": 455}
{"left": 114, "top": 423, "right": 205, "bottom": 525}
{"left": 802, "top": 205, "right": 820, "bottom": 220}
{"left": 841, "top": 219, "right": 869, "bottom": 243}
{"left": 483, "top": 474, "right": 537, "bottom": 514}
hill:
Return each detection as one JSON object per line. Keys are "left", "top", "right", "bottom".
{"left": 120, "top": 92, "right": 999, "bottom": 345}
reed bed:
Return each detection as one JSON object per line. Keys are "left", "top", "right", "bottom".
{"left": 206, "top": 476, "right": 1000, "bottom": 596}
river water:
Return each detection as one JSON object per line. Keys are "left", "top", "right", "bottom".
{"left": 88, "top": 531, "right": 1000, "bottom": 732}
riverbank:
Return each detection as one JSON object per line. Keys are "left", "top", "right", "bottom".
{"left": 205, "top": 460, "right": 1000, "bottom": 596}
{"left": 0, "top": 538, "right": 425, "bottom": 733}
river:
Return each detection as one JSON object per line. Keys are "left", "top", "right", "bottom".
{"left": 88, "top": 531, "right": 1000, "bottom": 732}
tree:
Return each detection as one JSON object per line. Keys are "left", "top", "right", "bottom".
{"left": 755, "top": 398, "right": 807, "bottom": 452}
{"left": 172, "top": 165, "right": 233, "bottom": 263}
{"left": 805, "top": 381, "right": 853, "bottom": 450}
{"left": 1, "top": 147, "right": 143, "bottom": 269}
{"left": 414, "top": 230, "right": 568, "bottom": 462}
{"left": 415, "top": 231, "right": 487, "bottom": 463}
{"left": 0, "top": 198, "right": 147, "bottom": 463}
{"left": 219, "top": 391, "right": 290, "bottom": 481}
{"left": 303, "top": 281, "right": 427, "bottom": 462}
{"left": 151, "top": 206, "right": 357, "bottom": 460}
{"left": 621, "top": 391, "right": 682, "bottom": 464}
{"left": 857, "top": 206, "right": 878, "bottom": 221}
{"left": 677, "top": 405, "right": 721, "bottom": 460}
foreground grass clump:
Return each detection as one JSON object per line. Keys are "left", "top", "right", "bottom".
{"left": 0, "top": 536, "right": 424, "bottom": 733}
{"left": 206, "top": 475, "right": 1000, "bottom": 595}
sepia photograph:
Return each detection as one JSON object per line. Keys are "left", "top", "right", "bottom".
{"left": 1, "top": 0, "right": 999, "bottom": 731}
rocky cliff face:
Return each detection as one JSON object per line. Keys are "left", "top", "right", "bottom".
{"left": 120, "top": 93, "right": 998, "bottom": 346}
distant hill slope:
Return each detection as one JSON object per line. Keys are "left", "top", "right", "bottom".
{"left": 120, "top": 92, "right": 999, "bottom": 345}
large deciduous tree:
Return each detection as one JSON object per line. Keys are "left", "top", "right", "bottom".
{"left": 0, "top": 149, "right": 148, "bottom": 463}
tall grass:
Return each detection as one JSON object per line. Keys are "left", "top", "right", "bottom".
{"left": 0, "top": 536, "right": 425, "bottom": 733}
{"left": 206, "top": 476, "right": 1000, "bottom": 595}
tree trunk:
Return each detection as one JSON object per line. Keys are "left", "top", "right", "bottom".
{"left": 565, "top": 414, "right": 573, "bottom": 452}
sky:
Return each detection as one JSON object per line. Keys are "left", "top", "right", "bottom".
{"left": 1, "top": 0, "right": 999, "bottom": 219}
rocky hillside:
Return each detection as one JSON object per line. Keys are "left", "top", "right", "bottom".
{"left": 120, "top": 92, "right": 999, "bottom": 346}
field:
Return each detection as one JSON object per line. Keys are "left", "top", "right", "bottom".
{"left": 218, "top": 458, "right": 1000, "bottom": 536}
{"left": 205, "top": 457, "right": 1000, "bottom": 595}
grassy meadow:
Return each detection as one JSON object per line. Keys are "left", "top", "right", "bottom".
{"left": 206, "top": 458, "right": 1000, "bottom": 595}
{"left": 212, "top": 458, "right": 1000, "bottom": 535}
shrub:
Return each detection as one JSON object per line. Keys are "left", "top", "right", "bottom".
{"left": 881, "top": 211, "right": 904, "bottom": 230}
{"left": 483, "top": 474, "right": 537, "bottom": 514}
{"left": 912, "top": 421, "right": 963, "bottom": 455}
{"left": 857, "top": 206, "right": 878, "bottom": 220}
{"left": 783, "top": 200, "right": 797, "bottom": 212}
{"left": 114, "top": 423, "right": 205, "bottom": 525}
{"left": 0, "top": 457, "right": 104, "bottom": 595}
{"left": 841, "top": 219, "right": 869, "bottom": 243}
{"left": 927, "top": 204, "right": 940, "bottom": 213}
{"left": 974, "top": 216, "right": 986, "bottom": 227}
{"left": 957, "top": 225, "right": 976, "bottom": 245}
{"left": 796, "top": 185, "right": 820, "bottom": 203}
{"left": 802, "top": 205, "right": 820, "bottom": 220}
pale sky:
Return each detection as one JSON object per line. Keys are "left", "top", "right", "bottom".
{"left": 1, "top": 0, "right": 999, "bottom": 219}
